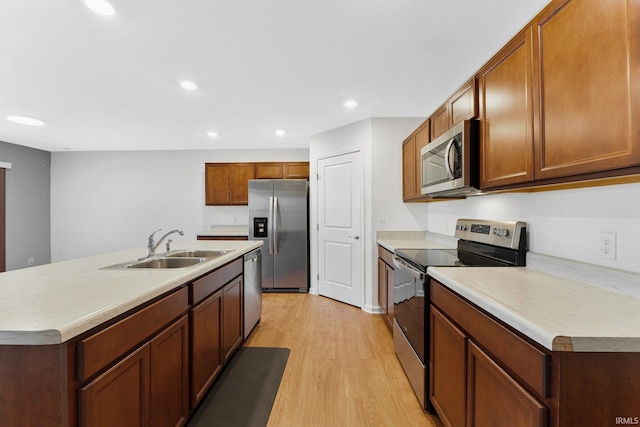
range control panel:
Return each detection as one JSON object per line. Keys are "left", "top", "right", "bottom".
{"left": 454, "top": 219, "right": 527, "bottom": 250}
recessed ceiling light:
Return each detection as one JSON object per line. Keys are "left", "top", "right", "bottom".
{"left": 344, "top": 100, "right": 358, "bottom": 109}
{"left": 207, "top": 131, "right": 219, "bottom": 138}
{"left": 6, "top": 115, "right": 46, "bottom": 126}
{"left": 179, "top": 80, "right": 197, "bottom": 91}
{"left": 275, "top": 129, "right": 286, "bottom": 137}
{"left": 83, "top": 0, "right": 115, "bottom": 16}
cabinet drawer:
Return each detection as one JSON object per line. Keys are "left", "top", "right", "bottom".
{"left": 192, "top": 258, "right": 242, "bottom": 305}
{"left": 430, "top": 280, "right": 550, "bottom": 398}
{"left": 78, "top": 287, "right": 188, "bottom": 381}
{"left": 378, "top": 245, "right": 394, "bottom": 267}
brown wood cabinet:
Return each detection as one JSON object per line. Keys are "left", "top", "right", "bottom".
{"left": 79, "top": 315, "right": 189, "bottom": 427}
{"left": 377, "top": 245, "right": 395, "bottom": 330}
{"left": 479, "top": 25, "right": 535, "bottom": 189}
{"left": 79, "top": 342, "right": 150, "bottom": 427}
{"left": 190, "top": 258, "right": 244, "bottom": 408}
{"left": 430, "top": 79, "right": 478, "bottom": 140}
{"left": 190, "top": 287, "right": 223, "bottom": 407}
{"left": 149, "top": 316, "right": 190, "bottom": 427}
{"left": 402, "top": 119, "right": 430, "bottom": 202}
{"left": 533, "top": 0, "right": 640, "bottom": 181}
{"left": 467, "top": 341, "right": 546, "bottom": 427}
{"left": 430, "top": 306, "right": 466, "bottom": 427}
{"left": 206, "top": 162, "right": 309, "bottom": 206}
{"left": 430, "top": 279, "right": 640, "bottom": 427}
{"left": 205, "top": 163, "right": 255, "bottom": 206}
{"left": 255, "top": 162, "right": 310, "bottom": 179}
{"left": 430, "top": 281, "right": 548, "bottom": 427}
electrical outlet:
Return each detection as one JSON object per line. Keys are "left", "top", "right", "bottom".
{"left": 598, "top": 232, "right": 616, "bottom": 260}
{"left": 27, "top": 258, "right": 35, "bottom": 266}
{"left": 377, "top": 218, "right": 386, "bottom": 230}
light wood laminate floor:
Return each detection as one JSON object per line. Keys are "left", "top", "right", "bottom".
{"left": 244, "top": 293, "right": 444, "bottom": 427}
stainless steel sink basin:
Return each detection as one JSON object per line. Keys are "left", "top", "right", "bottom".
{"left": 101, "top": 249, "right": 234, "bottom": 270}
{"left": 126, "top": 257, "right": 205, "bottom": 269}
{"left": 165, "top": 249, "right": 234, "bottom": 258}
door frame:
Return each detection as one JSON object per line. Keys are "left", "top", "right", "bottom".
{"left": 310, "top": 148, "right": 364, "bottom": 306}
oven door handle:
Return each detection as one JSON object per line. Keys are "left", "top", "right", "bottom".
{"left": 393, "top": 255, "right": 424, "bottom": 280}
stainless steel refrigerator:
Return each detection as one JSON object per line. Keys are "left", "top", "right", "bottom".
{"left": 248, "top": 179, "right": 308, "bottom": 291}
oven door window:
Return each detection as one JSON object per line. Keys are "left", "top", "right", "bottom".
{"left": 393, "top": 267, "right": 426, "bottom": 364}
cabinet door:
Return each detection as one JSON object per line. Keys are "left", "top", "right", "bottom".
{"left": 190, "top": 289, "right": 223, "bottom": 407}
{"left": 283, "top": 162, "right": 310, "bottom": 178}
{"left": 255, "top": 163, "right": 283, "bottom": 179}
{"left": 384, "top": 262, "right": 394, "bottom": 326}
{"left": 479, "top": 26, "right": 535, "bottom": 189}
{"left": 467, "top": 341, "right": 547, "bottom": 427}
{"left": 430, "top": 306, "right": 466, "bottom": 427}
{"left": 450, "top": 78, "right": 478, "bottom": 125}
{"left": 229, "top": 164, "right": 255, "bottom": 205}
{"left": 533, "top": 0, "right": 640, "bottom": 180}
{"left": 377, "top": 258, "right": 388, "bottom": 316}
{"left": 79, "top": 344, "right": 150, "bottom": 427}
{"left": 222, "top": 277, "right": 243, "bottom": 363}
{"left": 430, "top": 104, "right": 449, "bottom": 140}
{"left": 205, "top": 164, "right": 230, "bottom": 205}
{"left": 402, "top": 136, "right": 417, "bottom": 200}
{"left": 150, "top": 315, "right": 189, "bottom": 427}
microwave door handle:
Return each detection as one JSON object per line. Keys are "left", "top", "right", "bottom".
{"left": 444, "top": 137, "right": 456, "bottom": 179}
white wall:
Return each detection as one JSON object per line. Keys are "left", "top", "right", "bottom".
{"left": 309, "top": 117, "right": 425, "bottom": 311}
{"left": 50, "top": 148, "right": 308, "bottom": 262}
{"left": 425, "top": 183, "right": 640, "bottom": 273}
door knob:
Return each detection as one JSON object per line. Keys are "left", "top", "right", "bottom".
{"left": 349, "top": 235, "right": 360, "bottom": 240}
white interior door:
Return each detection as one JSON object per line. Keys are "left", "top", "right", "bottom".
{"left": 317, "top": 151, "right": 362, "bottom": 307}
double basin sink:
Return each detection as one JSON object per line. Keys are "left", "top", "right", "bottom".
{"left": 103, "top": 249, "right": 234, "bottom": 270}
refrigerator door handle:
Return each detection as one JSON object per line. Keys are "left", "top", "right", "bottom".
{"left": 273, "top": 196, "right": 279, "bottom": 254}
{"left": 268, "top": 196, "right": 274, "bottom": 254}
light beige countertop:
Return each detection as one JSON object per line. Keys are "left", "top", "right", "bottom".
{"left": 0, "top": 240, "right": 261, "bottom": 346}
{"left": 197, "top": 225, "right": 249, "bottom": 237}
{"left": 376, "top": 231, "right": 456, "bottom": 252}
{"left": 428, "top": 266, "right": 640, "bottom": 353}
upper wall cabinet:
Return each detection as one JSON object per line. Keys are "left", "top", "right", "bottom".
{"left": 430, "top": 78, "right": 478, "bottom": 140}
{"left": 205, "top": 163, "right": 255, "bottom": 205}
{"left": 206, "top": 162, "right": 310, "bottom": 206}
{"left": 255, "top": 162, "right": 310, "bottom": 179}
{"left": 479, "top": 26, "right": 535, "bottom": 189}
{"left": 533, "top": 0, "right": 640, "bottom": 180}
{"left": 402, "top": 119, "right": 430, "bottom": 201}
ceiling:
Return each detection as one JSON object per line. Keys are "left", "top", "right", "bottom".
{"left": 0, "top": 0, "right": 549, "bottom": 152}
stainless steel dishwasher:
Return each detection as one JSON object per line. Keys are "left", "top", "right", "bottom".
{"left": 243, "top": 248, "right": 262, "bottom": 338}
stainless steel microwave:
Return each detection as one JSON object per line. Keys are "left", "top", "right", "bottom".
{"left": 420, "top": 119, "right": 479, "bottom": 197}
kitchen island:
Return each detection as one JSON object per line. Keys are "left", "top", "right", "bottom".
{"left": 0, "top": 239, "right": 261, "bottom": 427}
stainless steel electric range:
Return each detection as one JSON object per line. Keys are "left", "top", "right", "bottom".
{"left": 392, "top": 219, "right": 527, "bottom": 411}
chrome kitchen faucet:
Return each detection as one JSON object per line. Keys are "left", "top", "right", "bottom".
{"left": 146, "top": 228, "right": 184, "bottom": 258}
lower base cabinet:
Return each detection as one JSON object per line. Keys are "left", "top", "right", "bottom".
{"left": 190, "top": 266, "right": 243, "bottom": 409}
{"left": 467, "top": 341, "right": 546, "bottom": 427}
{"left": 80, "top": 315, "right": 189, "bottom": 427}
{"left": 430, "top": 279, "right": 640, "bottom": 427}
{"left": 377, "top": 246, "right": 395, "bottom": 330}
{"left": 430, "top": 307, "right": 466, "bottom": 427}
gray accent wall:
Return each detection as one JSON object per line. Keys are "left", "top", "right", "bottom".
{"left": 0, "top": 141, "right": 51, "bottom": 270}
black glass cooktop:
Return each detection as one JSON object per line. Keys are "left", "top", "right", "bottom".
{"left": 394, "top": 248, "right": 461, "bottom": 272}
